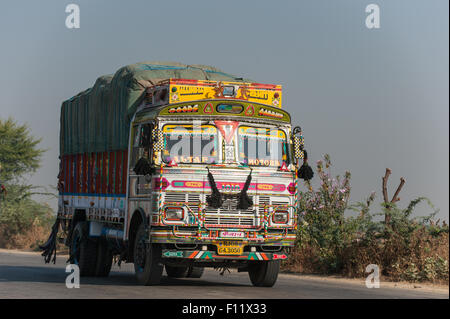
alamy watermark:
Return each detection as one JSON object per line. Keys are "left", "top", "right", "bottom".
{"left": 66, "top": 264, "right": 80, "bottom": 288}
{"left": 365, "top": 264, "right": 380, "bottom": 288}
{"left": 65, "top": 4, "right": 379, "bottom": 30}
{"left": 65, "top": 4, "right": 80, "bottom": 29}
{"left": 365, "top": 4, "right": 380, "bottom": 29}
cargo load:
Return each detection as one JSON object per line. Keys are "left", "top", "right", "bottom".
{"left": 60, "top": 61, "right": 252, "bottom": 155}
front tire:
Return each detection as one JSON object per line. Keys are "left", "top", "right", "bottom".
{"left": 70, "top": 221, "right": 98, "bottom": 277}
{"left": 248, "top": 260, "right": 280, "bottom": 287}
{"left": 133, "top": 224, "right": 163, "bottom": 285}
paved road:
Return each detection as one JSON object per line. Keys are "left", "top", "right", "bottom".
{"left": 0, "top": 250, "right": 447, "bottom": 299}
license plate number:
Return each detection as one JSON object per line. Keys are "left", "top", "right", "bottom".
{"left": 220, "top": 231, "right": 244, "bottom": 238}
{"left": 216, "top": 241, "right": 244, "bottom": 255}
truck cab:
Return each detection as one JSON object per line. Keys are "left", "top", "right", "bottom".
{"left": 125, "top": 79, "right": 304, "bottom": 286}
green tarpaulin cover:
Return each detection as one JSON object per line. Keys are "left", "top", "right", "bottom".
{"left": 60, "top": 61, "right": 252, "bottom": 155}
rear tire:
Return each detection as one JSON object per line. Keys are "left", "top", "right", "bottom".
{"left": 70, "top": 221, "right": 98, "bottom": 277}
{"left": 133, "top": 224, "right": 163, "bottom": 285}
{"left": 165, "top": 265, "right": 189, "bottom": 278}
{"left": 186, "top": 266, "right": 204, "bottom": 278}
{"left": 248, "top": 260, "right": 280, "bottom": 287}
{"left": 95, "top": 238, "right": 113, "bottom": 277}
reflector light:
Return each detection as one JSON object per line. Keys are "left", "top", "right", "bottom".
{"left": 288, "top": 183, "right": 296, "bottom": 194}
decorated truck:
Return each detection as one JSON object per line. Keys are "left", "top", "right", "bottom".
{"left": 40, "top": 62, "right": 313, "bottom": 287}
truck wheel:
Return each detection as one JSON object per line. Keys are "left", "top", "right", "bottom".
{"left": 186, "top": 266, "right": 204, "bottom": 278}
{"left": 70, "top": 221, "right": 98, "bottom": 277}
{"left": 248, "top": 260, "right": 280, "bottom": 287}
{"left": 133, "top": 224, "right": 163, "bottom": 285}
{"left": 165, "top": 265, "right": 189, "bottom": 278}
{"left": 95, "top": 238, "right": 113, "bottom": 277}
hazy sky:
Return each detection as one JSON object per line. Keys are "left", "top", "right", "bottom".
{"left": 0, "top": 0, "right": 448, "bottom": 220}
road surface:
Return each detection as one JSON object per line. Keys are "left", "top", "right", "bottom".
{"left": 0, "top": 249, "right": 447, "bottom": 299}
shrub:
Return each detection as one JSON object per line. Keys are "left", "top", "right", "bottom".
{"left": 283, "top": 155, "right": 449, "bottom": 284}
{"left": 0, "top": 184, "right": 54, "bottom": 249}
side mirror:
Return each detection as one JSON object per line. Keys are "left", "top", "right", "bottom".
{"left": 292, "top": 126, "right": 313, "bottom": 180}
{"left": 152, "top": 127, "right": 164, "bottom": 153}
{"left": 291, "top": 126, "right": 304, "bottom": 163}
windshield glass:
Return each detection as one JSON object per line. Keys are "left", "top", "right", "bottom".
{"left": 238, "top": 126, "right": 290, "bottom": 167}
{"left": 162, "top": 124, "right": 218, "bottom": 164}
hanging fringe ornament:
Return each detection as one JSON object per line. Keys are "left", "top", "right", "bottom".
{"left": 298, "top": 150, "right": 314, "bottom": 181}
{"left": 39, "top": 218, "right": 60, "bottom": 264}
{"left": 215, "top": 266, "right": 231, "bottom": 276}
{"left": 237, "top": 168, "right": 253, "bottom": 210}
{"left": 206, "top": 167, "right": 223, "bottom": 208}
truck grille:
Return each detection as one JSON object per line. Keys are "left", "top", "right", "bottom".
{"left": 162, "top": 192, "right": 291, "bottom": 228}
{"left": 204, "top": 195, "right": 256, "bottom": 227}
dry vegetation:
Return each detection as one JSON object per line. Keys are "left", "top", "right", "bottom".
{"left": 0, "top": 222, "right": 51, "bottom": 251}
{"left": 282, "top": 155, "right": 449, "bottom": 284}
{"left": 0, "top": 185, "right": 54, "bottom": 251}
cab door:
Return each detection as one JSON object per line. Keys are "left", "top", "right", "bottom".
{"left": 126, "top": 122, "right": 155, "bottom": 234}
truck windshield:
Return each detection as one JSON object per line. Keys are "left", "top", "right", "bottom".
{"left": 238, "top": 126, "right": 290, "bottom": 167}
{"left": 162, "top": 124, "right": 218, "bottom": 164}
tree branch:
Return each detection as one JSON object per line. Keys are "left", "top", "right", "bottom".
{"left": 391, "top": 177, "right": 405, "bottom": 203}
{"left": 382, "top": 168, "right": 391, "bottom": 204}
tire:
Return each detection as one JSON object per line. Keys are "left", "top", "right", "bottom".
{"left": 95, "top": 238, "right": 113, "bottom": 277}
{"left": 133, "top": 224, "right": 163, "bottom": 285}
{"left": 165, "top": 265, "right": 189, "bottom": 278}
{"left": 70, "top": 221, "right": 98, "bottom": 277}
{"left": 186, "top": 266, "right": 204, "bottom": 278}
{"left": 248, "top": 260, "right": 280, "bottom": 287}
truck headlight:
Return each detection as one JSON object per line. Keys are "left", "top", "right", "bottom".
{"left": 164, "top": 207, "right": 184, "bottom": 221}
{"left": 272, "top": 211, "right": 289, "bottom": 224}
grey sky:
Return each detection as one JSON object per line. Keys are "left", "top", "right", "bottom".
{"left": 0, "top": 0, "right": 448, "bottom": 220}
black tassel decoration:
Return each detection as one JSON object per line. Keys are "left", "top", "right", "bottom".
{"left": 206, "top": 168, "right": 223, "bottom": 208}
{"left": 298, "top": 150, "right": 314, "bottom": 181}
{"left": 39, "top": 218, "right": 60, "bottom": 264}
{"left": 238, "top": 169, "right": 254, "bottom": 210}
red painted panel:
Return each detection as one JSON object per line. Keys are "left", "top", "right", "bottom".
{"left": 91, "top": 153, "right": 95, "bottom": 194}
{"left": 83, "top": 153, "right": 88, "bottom": 194}
{"left": 108, "top": 151, "right": 115, "bottom": 194}
{"left": 85, "top": 153, "right": 88, "bottom": 193}
{"left": 122, "top": 150, "right": 128, "bottom": 194}
{"left": 76, "top": 154, "right": 81, "bottom": 194}
{"left": 115, "top": 150, "right": 121, "bottom": 194}
{"left": 80, "top": 154, "right": 84, "bottom": 194}
{"left": 69, "top": 155, "right": 73, "bottom": 194}
{"left": 102, "top": 152, "right": 107, "bottom": 194}
{"left": 96, "top": 152, "right": 101, "bottom": 194}
{"left": 88, "top": 153, "right": 92, "bottom": 194}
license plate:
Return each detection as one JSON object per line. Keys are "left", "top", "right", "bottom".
{"left": 220, "top": 231, "right": 244, "bottom": 239}
{"left": 216, "top": 241, "right": 244, "bottom": 255}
